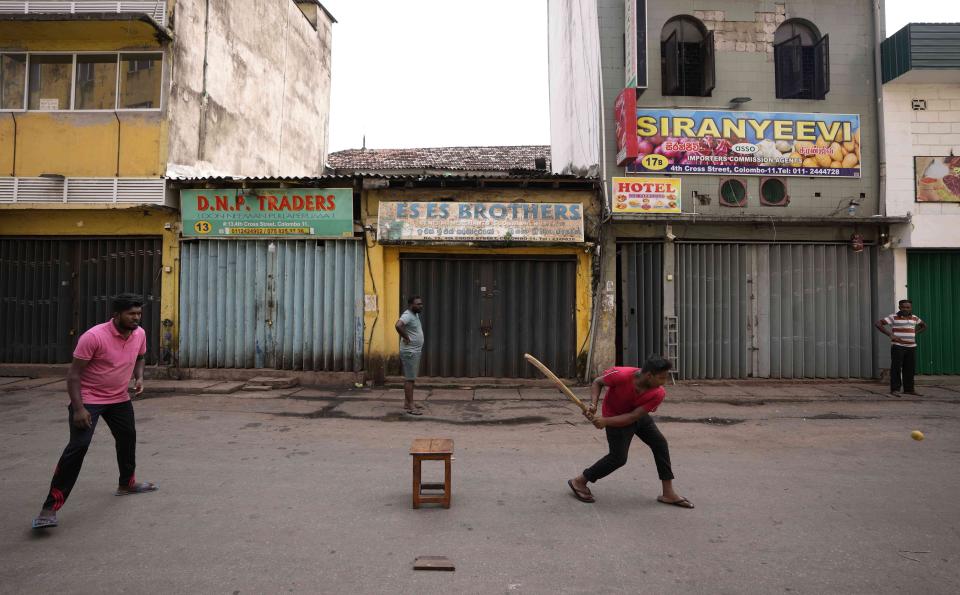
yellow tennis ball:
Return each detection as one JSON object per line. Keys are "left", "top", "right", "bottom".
{"left": 911, "top": 430, "right": 924, "bottom": 441}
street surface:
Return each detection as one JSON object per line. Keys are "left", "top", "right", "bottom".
{"left": 1, "top": 381, "right": 958, "bottom": 594}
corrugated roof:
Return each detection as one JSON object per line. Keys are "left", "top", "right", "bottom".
{"left": 327, "top": 146, "right": 552, "bottom": 172}
{"left": 165, "top": 172, "right": 595, "bottom": 183}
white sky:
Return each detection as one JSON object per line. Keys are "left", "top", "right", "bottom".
{"left": 323, "top": 0, "right": 960, "bottom": 153}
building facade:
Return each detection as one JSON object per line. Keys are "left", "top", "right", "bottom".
{"left": 881, "top": 23, "right": 960, "bottom": 375}
{"left": 550, "top": 0, "right": 904, "bottom": 380}
{"left": 330, "top": 147, "right": 602, "bottom": 382}
{"left": 1, "top": 1, "right": 334, "bottom": 366}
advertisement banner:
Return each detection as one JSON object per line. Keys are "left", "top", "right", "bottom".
{"left": 618, "top": 108, "right": 862, "bottom": 178}
{"left": 377, "top": 202, "right": 584, "bottom": 243}
{"left": 615, "top": 89, "right": 639, "bottom": 166}
{"left": 180, "top": 188, "right": 354, "bottom": 238}
{"left": 915, "top": 156, "right": 960, "bottom": 202}
{"left": 612, "top": 177, "right": 681, "bottom": 214}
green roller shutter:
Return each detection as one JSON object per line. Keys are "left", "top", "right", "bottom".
{"left": 907, "top": 251, "right": 960, "bottom": 375}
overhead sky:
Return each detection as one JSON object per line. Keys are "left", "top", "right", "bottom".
{"left": 322, "top": 0, "right": 959, "bottom": 153}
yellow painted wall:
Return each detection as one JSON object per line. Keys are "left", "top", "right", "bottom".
{"left": 0, "top": 21, "right": 166, "bottom": 178}
{"left": 361, "top": 186, "right": 598, "bottom": 380}
{"left": 0, "top": 115, "right": 13, "bottom": 175}
{"left": 0, "top": 21, "right": 162, "bottom": 51}
{"left": 0, "top": 206, "right": 181, "bottom": 349}
{"left": 5, "top": 112, "right": 165, "bottom": 177}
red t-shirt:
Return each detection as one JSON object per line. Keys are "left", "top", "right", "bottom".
{"left": 600, "top": 367, "right": 665, "bottom": 417}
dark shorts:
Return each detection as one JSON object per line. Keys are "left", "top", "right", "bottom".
{"left": 400, "top": 350, "right": 422, "bottom": 381}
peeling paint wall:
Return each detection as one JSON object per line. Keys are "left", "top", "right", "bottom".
{"left": 167, "top": 0, "right": 333, "bottom": 177}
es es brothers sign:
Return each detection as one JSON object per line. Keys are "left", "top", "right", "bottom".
{"left": 180, "top": 188, "right": 353, "bottom": 238}
{"left": 378, "top": 201, "right": 584, "bottom": 243}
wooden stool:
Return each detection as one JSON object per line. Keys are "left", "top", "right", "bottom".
{"left": 410, "top": 438, "right": 453, "bottom": 509}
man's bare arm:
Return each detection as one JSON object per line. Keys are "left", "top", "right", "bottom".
{"left": 874, "top": 319, "right": 893, "bottom": 337}
{"left": 132, "top": 355, "right": 145, "bottom": 395}
{"left": 395, "top": 319, "right": 410, "bottom": 343}
{"left": 67, "top": 358, "right": 92, "bottom": 429}
{"left": 594, "top": 406, "right": 649, "bottom": 429}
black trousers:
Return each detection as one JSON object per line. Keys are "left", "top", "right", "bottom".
{"left": 583, "top": 415, "right": 674, "bottom": 483}
{"left": 890, "top": 345, "right": 916, "bottom": 393}
{"left": 42, "top": 400, "right": 137, "bottom": 511}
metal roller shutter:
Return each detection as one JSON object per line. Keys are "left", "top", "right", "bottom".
{"left": 907, "top": 251, "right": 960, "bottom": 375}
{"left": 0, "top": 237, "right": 162, "bottom": 364}
{"left": 677, "top": 242, "right": 876, "bottom": 379}
{"left": 400, "top": 255, "right": 578, "bottom": 378}
{"left": 179, "top": 239, "right": 364, "bottom": 371}
{"left": 618, "top": 242, "right": 664, "bottom": 366}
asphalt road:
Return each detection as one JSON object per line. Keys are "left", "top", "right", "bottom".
{"left": 1, "top": 387, "right": 958, "bottom": 594}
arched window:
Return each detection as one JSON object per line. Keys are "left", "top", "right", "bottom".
{"left": 660, "top": 16, "right": 715, "bottom": 97}
{"left": 774, "top": 20, "right": 829, "bottom": 99}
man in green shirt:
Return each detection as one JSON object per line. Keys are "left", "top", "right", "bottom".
{"left": 395, "top": 296, "right": 425, "bottom": 415}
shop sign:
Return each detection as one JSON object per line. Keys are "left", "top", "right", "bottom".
{"left": 615, "top": 89, "right": 639, "bottom": 165}
{"left": 617, "top": 107, "right": 862, "bottom": 178}
{"left": 915, "top": 156, "right": 960, "bottom": 202}
{"left": 377, "top": 202, "right": 584, "bottom": 243}
{"left": 612, "top": 177, "right": 681, "bottom": 214}
{"left": 180, "top": 188, "right": 354, "bottom": 238}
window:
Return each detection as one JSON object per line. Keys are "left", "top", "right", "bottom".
{"left": 75, "top": 55, "right": 118, "bottom": 110}
{"left": 28, "top": 55, "right": 72, "bottom": 111}
{"left": 1, "top": 54, "right": 26, "bottom": 110}
{"left": 760, "top": 178, "right": 789, "bottom": 206}
{"left": 719, "top": 178, "right": 747, "bottom": 207}
{"left": 774, "top": 20, "right": 829, "bottom": 100}
{"left": 0, "top": 52, "right": 162, "bottom": 111}
{"left": 661, "top": 16, "right": 715, "bottom": 97}
{"left": 120, "top": 54, "right": 162, "bottom": 109}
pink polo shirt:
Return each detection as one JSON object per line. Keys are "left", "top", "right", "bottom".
{"left": 73, "top": 321, "right": 147, "bottom": 405}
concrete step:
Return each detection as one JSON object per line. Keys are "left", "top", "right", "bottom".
{"left": 244, "top": 376, "right": 300, "bottom": 390}
{"left": 202, "top": 381, "right": 247, "bottom": 395}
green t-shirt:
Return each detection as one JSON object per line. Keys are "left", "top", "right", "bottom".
{"left": 399, "top": 309, "right": 424, "bottom": 352}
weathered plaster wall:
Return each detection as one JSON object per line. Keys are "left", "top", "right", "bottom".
{"left": 167, "top": 0, "right": 332, "bottom": 177}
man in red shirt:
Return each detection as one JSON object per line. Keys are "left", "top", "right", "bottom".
{"left": 567, "top": 356, "right": 693, "bottom": 508}
{"left": 32, "top": 293, "right": 158, "bottom": 530}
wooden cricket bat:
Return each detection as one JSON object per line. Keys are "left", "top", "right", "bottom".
{"left": 523, "top": 353, "right": 588, "bottom": 413}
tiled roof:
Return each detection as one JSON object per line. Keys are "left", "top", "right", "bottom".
{"left": 327, "top": 146, "right": 551, "bottom": 172}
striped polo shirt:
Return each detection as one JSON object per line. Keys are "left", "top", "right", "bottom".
{"left": 884, "top": 313, "right": 923, "bottom": 347}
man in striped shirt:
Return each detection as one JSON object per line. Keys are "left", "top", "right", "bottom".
{"left": 875, "top": 299, "right": 928, "bottom": 396}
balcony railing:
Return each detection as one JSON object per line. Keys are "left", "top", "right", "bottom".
{"left": 0, "top": 177, "right": 167, "bottom": 205}
{"left": 0, "top": 1, "right": 167, "bottom": 28}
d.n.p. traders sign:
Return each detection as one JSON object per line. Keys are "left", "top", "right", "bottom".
{"left": 617, "top": 107, "right": 861, "bottom": 178}
{"left": 180, "top": 188, "right": 353, "bottom": 238}
{"left": 377, "top": 202, "right": 584, "bottom": 243}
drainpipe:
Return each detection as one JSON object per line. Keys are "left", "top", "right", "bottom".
{"left": 873, "top": 0, "right": 886, "bottom": 217}
{"left": 197, "top": 0, "right": 211, "bottom": 161}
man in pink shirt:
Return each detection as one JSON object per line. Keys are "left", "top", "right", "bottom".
{"left": 32, "top": 293, "right": 158, "bottom": 530}
{"left": 567, "top": 356, "right": 693, "bottom": 509}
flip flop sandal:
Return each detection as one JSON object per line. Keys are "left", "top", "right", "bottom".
{"left": 567, "top": 479, "right": 595, "bottom": 503}
{"left": 403, "top": 409, "right": 424, "bottom": 416}
{"left": 115, "top": 482, "right": 158, "bottom": 496}
{"left": 32, "top": 516, "right": 58, "bottom": 529}
{"left": 657, "top": 496, "right": 694, "bottom": 509}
